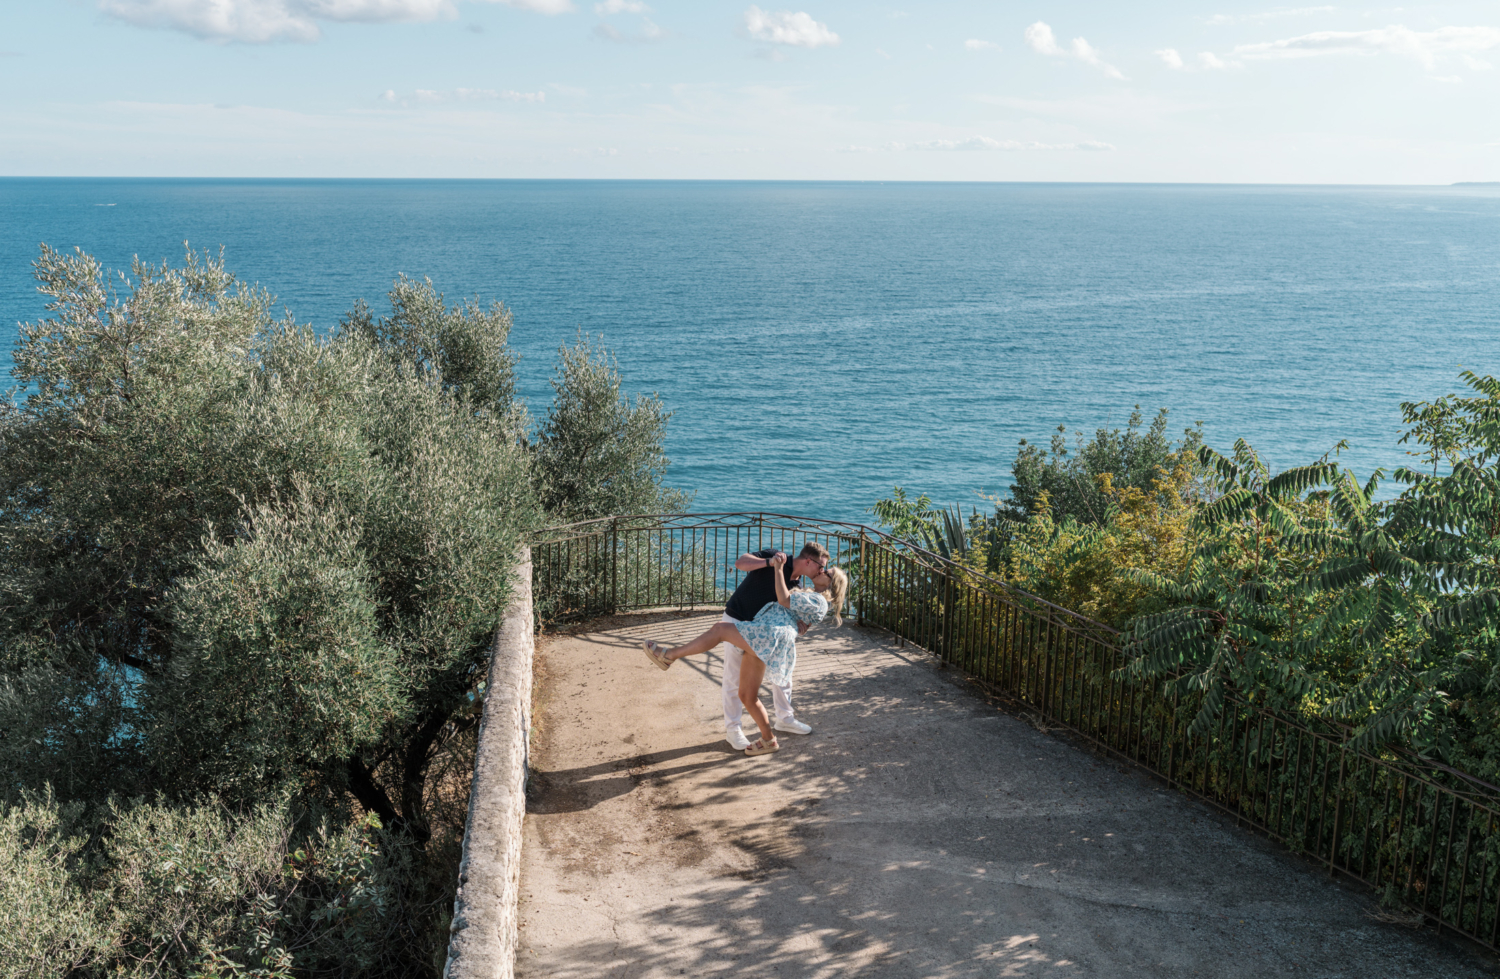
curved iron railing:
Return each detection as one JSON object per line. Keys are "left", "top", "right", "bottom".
{"left": 529, "top": 512, "right": 1500, "bottom": 950}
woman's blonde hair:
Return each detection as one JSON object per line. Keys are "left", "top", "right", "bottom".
{"left": 818, "top": 566, "right": 849, "bottom": 627}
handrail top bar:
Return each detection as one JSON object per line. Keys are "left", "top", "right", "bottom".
{"left": 531, "top": 510, "right": 1120, "bottom": 637}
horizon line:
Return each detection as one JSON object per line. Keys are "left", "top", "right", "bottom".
{"left": 1, "top": 175, "right": 1495, "bottom": 188}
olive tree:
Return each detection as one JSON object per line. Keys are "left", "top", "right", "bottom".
{"left": 0, "top": 246, "right": 689, "bottom": 976}
{"left": 533, "top": 333, "right": 691, "bottom": 522}
{"left": 0, "top": 246, "right": 536, "bottom": 836}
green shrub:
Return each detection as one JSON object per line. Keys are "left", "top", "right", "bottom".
{"left": 0, "top": 792, "right": 107, "bottom": 978}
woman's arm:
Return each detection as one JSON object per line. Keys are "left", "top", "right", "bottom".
{"left": 769, "top": 552, "right": 791, "bottom": 608}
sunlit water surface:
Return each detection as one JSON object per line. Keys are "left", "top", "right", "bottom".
{"left": 3, "top": 179, "right": 1498, "bottom": 522}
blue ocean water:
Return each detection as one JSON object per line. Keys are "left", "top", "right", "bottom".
{"left": 3, "top": 178, "right": 1498, "bottom": 523}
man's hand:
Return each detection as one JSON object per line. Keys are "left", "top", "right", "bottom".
{"left": 797, "top": 622, "right": 809, "bottom": 635}
{"left": 769, "top": 552, "right": 787, "bottom": 569}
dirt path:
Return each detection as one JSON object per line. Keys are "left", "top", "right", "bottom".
{"left": 517, "top": 612, "right": 1495, "bottom": 978}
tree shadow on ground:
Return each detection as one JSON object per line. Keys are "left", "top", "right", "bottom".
{"left": 521, "top": 619, "right": 1498, "bottom": 979}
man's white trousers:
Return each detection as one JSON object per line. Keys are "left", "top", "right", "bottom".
{"left": 718, "top": 612, "right": 794, "bottom": 731}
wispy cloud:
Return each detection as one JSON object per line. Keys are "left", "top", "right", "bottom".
{"left": 741, "top": 6, "right": 839, "bottom": 48}
{"left": 1025, "top": 22, "right": 1125, "bottom": 79}
{"left": 1157, "top": 47, "right": 1235, "bottom": 70}
{"left": 964, "top": 38, "right": 999, "bottom": 52}
{"left": 1234, "top": 25, "right": 1500, "bottom": 70}
{"left": 1206, "top": 6, "right": 1334, "bottom": 26}
{"left": 593, "top": 0, "right": 660, "bottom": 42}
{"left": 381, "top": 87, "right": 547, "bottom": 106}
{"left": 594, "top": 19, "right": 663, "bottom": 42}
{"left": 887, "top": 136, "right": 1115, "bottom": 151}
{"left": 100, "top": 0, "right": 573, "bottom": 44}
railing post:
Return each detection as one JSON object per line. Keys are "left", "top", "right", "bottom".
{"left": 858, "top": 533, "right": 868, "bottom": 625}
{"left": 608, "top": 517, "right": 619, "bottom": 613}
{"left": 941, "top": 570, "right": 955, "bottom": 663}
{"left": 1330, "top": 745, "right": 1347, "bottom": 878}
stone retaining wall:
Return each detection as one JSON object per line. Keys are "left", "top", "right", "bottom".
{"left": 443, "top": 546, "right": 533, "bottom": 979}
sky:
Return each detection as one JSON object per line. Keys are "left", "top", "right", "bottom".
{"left": 1, "top": 1, "right": 1497, "bottom": 182}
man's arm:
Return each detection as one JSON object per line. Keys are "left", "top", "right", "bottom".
{"left": 734, "top": 550, "right": 783, "bottom": 573}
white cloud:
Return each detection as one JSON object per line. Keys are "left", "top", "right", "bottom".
{"left": 964, "top": 38, "right": 999, "bottom": 51}
{"left": 1158, "top": 46, "right": 1236, "bottom": 71}
{"left": 742, "top": 6, "right": 838, "bottom": 48}
{"left": 888, "top": 136, "right": 1114, "bottom": 151}
{"left": 1070, "top": 37, "right": 1124, "bottom": 79}
{"left": 1024, "top": 21, "right": 1061, "bottom": 55}
{"left": 1234, "top": 25, "right": 1500, "bottom": 70}
{"left": 385, "top": 87, "right": 546, "bottom": 105}
{"left": 594, "top": 0, "right": 645, "bottom": 12}
{"left": 1025, "top": 21, "right": 1125, "bottom": 79}
{"left": 100, "top": 0, "right": 571, "bottom": 43}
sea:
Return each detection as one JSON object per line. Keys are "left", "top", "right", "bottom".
{"left": 3, "top": 178, "right": 1498, "bottom": 524}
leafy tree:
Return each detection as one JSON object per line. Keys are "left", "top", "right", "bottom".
{"left": 532, "top": 333, "right": 690, "bottom": 521}
{"left": 0, "top": 247, "right": 536, "bottom": 843}
{"left": 1122, "top": 373, "right": 1500, "bottom": 760}
{"left": 337, "top": 275, "right": 520, "bottom": 420}
{"left": 867, "top": 486, "right": 941, "bottom": 543}
{"left": 1119, "top": 441, "right": 1345, "bottom": 732}
{"left": 1004, "top": 464, "right": 1201, "bottom": 629}
{"left": 1004, "top": 406, "right": 1204, "bottom": 525}
{"left": 0, "top": 244, "right": 689, "bottom": 976}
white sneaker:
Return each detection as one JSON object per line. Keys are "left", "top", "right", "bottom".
{"left": 726, "top": 729, "right": 752, "bottom": 750}
{"left": 774, "top": 717, "right": 812, "bottom": 735}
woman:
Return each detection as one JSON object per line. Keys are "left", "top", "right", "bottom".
{"left": 644, "top": 555, "right": 848, "bottom": 756}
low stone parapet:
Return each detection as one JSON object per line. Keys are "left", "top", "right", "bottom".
{"left": 443, "top": 546, "right": 533, "bottom": 979}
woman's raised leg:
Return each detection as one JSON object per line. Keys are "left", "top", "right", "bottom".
{"left": 737, "top": 652, "right": 777, "bottom": 748}
{"left": 662, "top": 622, "right": 748, "bottom": 662}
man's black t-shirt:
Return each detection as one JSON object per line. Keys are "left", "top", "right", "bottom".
{"left": 724, "top": 548, "right": 797, "bottom": 622}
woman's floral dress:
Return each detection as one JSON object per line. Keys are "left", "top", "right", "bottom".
{"left": 734, "top": 590, "right": 829, "bottom": 687}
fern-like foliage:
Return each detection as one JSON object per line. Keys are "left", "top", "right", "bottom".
{"left": 1123, "top": 372, "right": 1500, "bottom": 759}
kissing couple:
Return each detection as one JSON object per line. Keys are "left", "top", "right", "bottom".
{"left": 643, "top": 542, "right": 847, "bottom": 756}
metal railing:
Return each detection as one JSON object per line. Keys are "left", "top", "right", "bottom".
{"left": 530, "top": 512, "right": 1500, "bottom": 949}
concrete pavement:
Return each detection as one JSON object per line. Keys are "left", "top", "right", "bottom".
{"left": 517, "top": 612, "right": 1496, "bottom": 978}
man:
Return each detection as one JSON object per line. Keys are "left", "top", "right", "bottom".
{"left": 717, "top": 541, "right": 830, "bottom": 750}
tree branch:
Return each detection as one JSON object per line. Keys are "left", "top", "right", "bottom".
{"left": 345, "top": 756, "right": 401, "bottom": 832}
{"left": 399, "top": 706, "right": 456, "bottom": 846}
